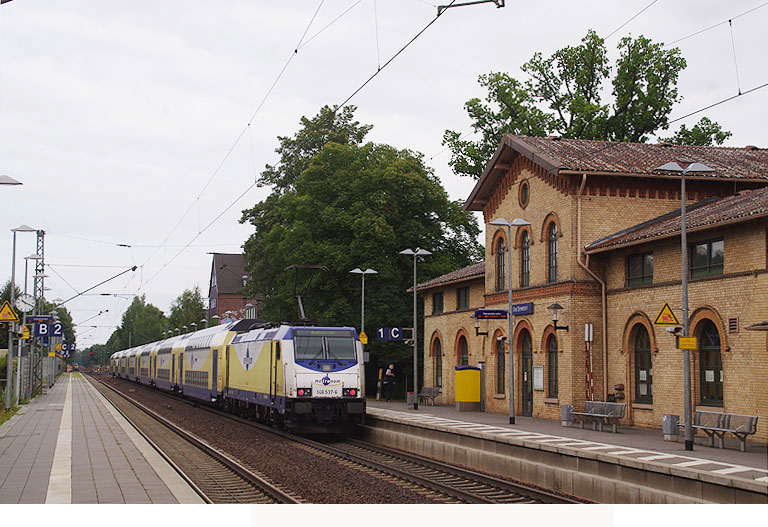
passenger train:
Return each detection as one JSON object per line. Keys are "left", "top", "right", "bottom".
{"left": 109, "top": 319, "right": 366, "bottom": 433}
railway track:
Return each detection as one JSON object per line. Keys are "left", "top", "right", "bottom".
{"left": 94, "top": 374, "right": 586, "bottom": 504}
{"left": 88, "top": 375, "right": 300, "bottom": 504}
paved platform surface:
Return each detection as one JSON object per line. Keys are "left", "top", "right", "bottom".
{"left": 367, "top": 399, "right": 768, "bottom": 484}
{"left": 0, "top": 373, "right": 203, "bottom": 504}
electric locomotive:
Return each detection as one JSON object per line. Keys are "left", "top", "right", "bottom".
{"left": 108, "top": 319, "right": 366, "bottom": 434}
{"left": 226, "top": 324, "right": 366, "bottom": 433}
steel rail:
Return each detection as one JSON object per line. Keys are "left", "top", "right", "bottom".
{"left": 88, "top": 375, "right": 299, "bottom": 504}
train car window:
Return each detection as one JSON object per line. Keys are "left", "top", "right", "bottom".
{"left": 294, "top": 329, "right": 356, "bottom": 361}
{"left": 326, "top": 335, "right": 355, "bottom": 360}
{"left": 294, "top": 332, "right": 324, "bottom": 360}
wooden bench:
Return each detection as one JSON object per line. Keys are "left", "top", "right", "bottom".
{"left": 571, "top": 401, "right": 626, "bottom": 433}
{"left": 418, "top": 386, "right": 440, "bottom": 406}
{"left": 685, "top": 410, "right": 758, "bottom": 452}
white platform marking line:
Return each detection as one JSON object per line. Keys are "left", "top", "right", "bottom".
{"left": 46, "top": 375, "right": 72, "bottom": 504}
{"left": 711, "top": 466, "right": 755, "bottom": 475}
{"left": 580, "top": 445, "right": 616, "bottom": 451}
{"left": 535, "top": 437, "right": 576, "bottom": 443}
{"left": 756, "top": 476, "right": 768, "bottom": 482}
{"left": 674, "top": 459, "right": 721, "bottom": 467}
{"left": 638, "top": 454, "right": 679, "bottom": 461}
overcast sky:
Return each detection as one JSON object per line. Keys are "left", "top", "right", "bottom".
{"left": 2, "top": 0, "right": 767, "bottom": 349}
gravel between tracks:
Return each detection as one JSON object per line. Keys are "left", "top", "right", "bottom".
{"left": 96, "top": 374, "right": 438, "bottom": 504}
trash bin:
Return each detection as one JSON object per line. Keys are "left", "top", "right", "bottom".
{"left": 561, "top": 405, "right": 574, "bottom": 427}
{"left": 663, "top": 414, "right": 679, "bottom": 441}
{"left": 406, "top": 392, "right": 415, "bottom": 405}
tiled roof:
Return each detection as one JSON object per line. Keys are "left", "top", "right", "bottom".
{"left": 211, "top": 253, "right": 248, "bottom": 294}
{"left": 412, "top": 261, "right": 485, "bottom": 292}
{"left": 506, "top": 135, "right": 768, "bottom": 179}
{"left": 585, "top": 187, "right": 768, "bottom": 253}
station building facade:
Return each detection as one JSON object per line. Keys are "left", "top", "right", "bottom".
{"left": 419, "top": 135, "right": 768, "bottom": 440}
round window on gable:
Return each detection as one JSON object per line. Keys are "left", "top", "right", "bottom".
{"left": 519, "top": 179, "right": 530, "bottom": 209}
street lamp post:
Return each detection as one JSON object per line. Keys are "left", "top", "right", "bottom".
{"left": 489, "top": 218, "right": 531, "bottom": 425}
{"left": 0, "top": 175, "right": 23, "bottom": 185}
{"left": 399, "top": 248, "right": 431, "bottom": 410}
{"left": 655, "top": 161, "right": 714, "bottom": 451}
{"left": 349, "top": 268, "right": 378, "bottom": 336}
{"left": 5, "top": 224, "right": 36, "bottom": 410}
{"left": 16, "top": 254, "right": 42, "bottom": 403}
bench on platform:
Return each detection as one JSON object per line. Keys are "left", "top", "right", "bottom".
{"left": 685, "top": 410, "right": 758, "bottom": 452}
{"left": 418, "top": 386, "right": 440, "bottom": 406}
{"left": 571, "top": 401, "right": 626, "bottom": 433}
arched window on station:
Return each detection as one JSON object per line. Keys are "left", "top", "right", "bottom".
{"left": 496, "top": 237, "right": 506, "bottom": 292}
{"left": 458, "top": 335, "right": 469, "bottom": 366}
{"left": 547, "top": 222, "right": 558, "bottom": 283}
{"left": 520, "top": 230, "right": 530, "bottom": 288}
{"left": 547, "top": 333, "right": 558, "bottom": 397}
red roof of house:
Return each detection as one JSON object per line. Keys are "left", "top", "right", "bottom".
{"left": 585, "top": 187, "right": 768, "bottom": 253}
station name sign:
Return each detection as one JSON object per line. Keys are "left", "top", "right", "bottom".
{"left": 475, "top": 302, "right": 534, "bottom": 319}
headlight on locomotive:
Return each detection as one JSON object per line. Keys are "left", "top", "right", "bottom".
{"left": 297, "top": 387, "right": 312, "bottom": 397}
{"left": 342, "top": 388, "right": 358, "bottom": 397}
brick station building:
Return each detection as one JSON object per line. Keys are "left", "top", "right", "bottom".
{"left": 419, "top": 135, "right": 768, "bottom": 440}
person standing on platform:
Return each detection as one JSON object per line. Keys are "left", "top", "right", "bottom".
{"left": 383, "top": 364, "right": 395, "bottom": 402}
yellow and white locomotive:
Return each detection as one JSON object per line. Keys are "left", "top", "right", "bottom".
{"left": 110, "top": 320, "right": 366, "bottom": 433}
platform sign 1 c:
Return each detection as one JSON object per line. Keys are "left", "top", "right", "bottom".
{"left": 377, "top": 327, "right": 403, "bottom": 341}
{"left": 654, "top": 303, "right": 681, "bottom": 325}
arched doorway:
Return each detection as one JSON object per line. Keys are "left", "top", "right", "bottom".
{"left": 519, "top": 329, "right": 533, "bottom": 416}
{"left": 697, "top": 319, "right": 723, "bottom": 406}
{"left": 431, "top": 337, "right": 443, "bottom": 388}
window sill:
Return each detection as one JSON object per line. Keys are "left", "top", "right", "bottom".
{"left": 493, "top": 394, "right": 506, "bottom": 400}
{"left": 544, "top": 397, "right": 559, "bottom": 405}
{"left": 632, "top": 402, "right": 653, "bottom": 410}
{"left": 695, "top": 404, "right": 724, "bottom": 412}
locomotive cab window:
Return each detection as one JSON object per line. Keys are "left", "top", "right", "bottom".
{"left": 294, "top": 329, "right": 356, "bottom": 361}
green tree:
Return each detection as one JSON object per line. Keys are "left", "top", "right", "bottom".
{"left": 661, "top": 116, "right": 732, "bottom": 146}
{"left": 444, "top": 30, "right": 731, "bottom": 178}
{"left": 167, "top": 286, "right": 206, "bottom": 333}
{"left": 241, "top": 108, "right": 482, "bottom": 393}
{"left": 106, "top": 296, "right": 166, "bottom": 351}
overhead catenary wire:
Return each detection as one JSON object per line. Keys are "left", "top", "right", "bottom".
{"left": 605, "top": 0, "right": 660, "bottom": 39}
{"left": 666, "top": 1, "right": 768, "bottom": 46}
{"left": 136, "top": 1, "right": 329, "bottom": 281}
{"left": 136, "top": 1, "right": 463, "bottom": 296}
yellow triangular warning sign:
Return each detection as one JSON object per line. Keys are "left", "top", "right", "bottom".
{"left": 359, "top": 331, "right": 368, "bottom": 345}
{"left": 0, "top": 300, "right": 19, "bottom": 323}
{"left": 55, "top": 343, "right": 62, "bottom": 351}
{"left": 654, "top": 303, "right": 681, "bottom": 325}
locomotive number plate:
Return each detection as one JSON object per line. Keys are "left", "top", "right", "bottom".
{"left": 312, "top": 383, "right": 342, "bottom": 398}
